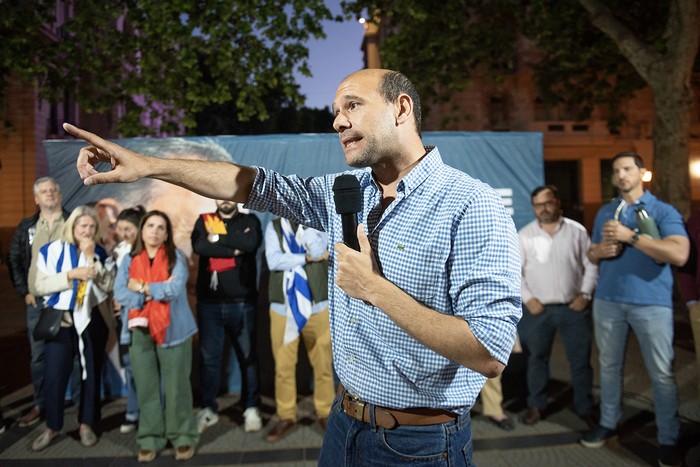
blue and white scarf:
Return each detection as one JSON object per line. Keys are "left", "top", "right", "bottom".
{"left": 280, "top": 219, "right": 313, "bottom": 345}
{"left": 37, "top": 240, "right": 110, "bottom": 379}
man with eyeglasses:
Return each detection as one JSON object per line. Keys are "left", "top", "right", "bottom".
{"left": 518, "top": 184, "right": 598, "bottom": 428}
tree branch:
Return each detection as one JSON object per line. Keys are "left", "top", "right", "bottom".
{"left": 577, "top": 0, "right": 660, "bottom": 83}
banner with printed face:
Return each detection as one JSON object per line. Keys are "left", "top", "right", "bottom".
{"left": 45, "top": 131, "right": 542, "bottom": 257}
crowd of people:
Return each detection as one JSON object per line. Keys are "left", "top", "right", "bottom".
{"left": 2, "top": 69, "right": 698, "bottom": 467}
{"left": 6, "top": 176, "right": 337, "bottom": 463}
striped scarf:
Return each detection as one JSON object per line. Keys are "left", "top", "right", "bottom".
{"left": 280, "top": 219, "right": 313, "bottom": 345}
{"left": 37, "top": 240, "right": 109, "bottom": 379}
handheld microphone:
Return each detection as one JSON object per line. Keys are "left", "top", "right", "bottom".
{"left": 332, "top": 174, "right": 362, "bottom": 251}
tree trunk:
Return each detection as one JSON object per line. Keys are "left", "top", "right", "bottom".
{"left": 650, "top": 82, "right": 693, "bottom": 218}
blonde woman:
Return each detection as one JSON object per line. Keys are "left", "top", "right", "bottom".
{"left": 32, "top": 205, "right": 115, "bottom": 451}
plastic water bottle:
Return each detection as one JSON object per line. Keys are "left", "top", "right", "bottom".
{"left": 635, "top": 206, "right": 661, "bottom": 239}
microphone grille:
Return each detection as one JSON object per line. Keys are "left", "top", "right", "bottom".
{"left": 332, "top": 174, "right": 362, "bottom": 214}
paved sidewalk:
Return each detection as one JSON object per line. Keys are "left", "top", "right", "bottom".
{"left": 1, "top": 260, "right": 699, "bottom": 466}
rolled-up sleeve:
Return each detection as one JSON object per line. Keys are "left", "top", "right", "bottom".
{"left": 451, "top": 189, "right": 522, "bottom": 365}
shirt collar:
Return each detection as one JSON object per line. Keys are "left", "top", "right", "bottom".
{"left": 615, "top": 189, "right": 655, "bottom": 207}
{"left": 367, "top": 146, "right": 441, "bottom": 196}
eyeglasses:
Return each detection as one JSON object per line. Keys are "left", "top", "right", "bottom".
{"left": 532, "top": 200, "right": 556, "bottom": 209}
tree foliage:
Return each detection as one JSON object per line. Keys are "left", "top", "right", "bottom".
{"left": 342, "top": 0, "right": 700, "bottom": 214}
{"left": 342, "top": 0, "right": 525, "bottom": 113}
{"left": 1, "top": 0, "right": 333, "bottom": 136}
{"left": 195, "top": 84, "right": 334, "bottom": 135}
{"left": 341, "top": 0, "right": 670, "bottom": 131}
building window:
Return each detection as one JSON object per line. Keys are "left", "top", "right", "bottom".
{"left": 534, "top": 98, "right": 578, "bottom": 121}
{"left": 488, "top": 95, "right": 510, "bottom": 131}
{"left": 600, "top": 159, "right": 617, "bottom": 202}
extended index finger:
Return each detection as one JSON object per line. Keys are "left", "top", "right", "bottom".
{"left": 63, "top": 123, "right": 111, "bottom": 150}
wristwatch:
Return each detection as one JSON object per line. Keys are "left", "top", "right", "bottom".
{"left": 580, "top": 292, "right": 592, "bottom": 301}
{"left": 629, "top": 232, "right": 640, "bottom": 246}
{"left": 138, "top": 283, "right": 145, "bottom": 293}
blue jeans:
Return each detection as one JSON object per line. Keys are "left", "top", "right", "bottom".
{"left": 519, "top": 304, "right": 594, "bottom": 415}
{"left": 121, "top": 351, "right": 139, "bottom": 422}
{"left": 318, "top": 391, "right": 474, "bottom": 466}
{"left": 593, "top": 299, "right": 679, "bottom": 445}
{"left": 197, "top": 301, "right": 260, "bottom": 411}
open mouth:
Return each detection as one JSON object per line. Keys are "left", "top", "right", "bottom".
{"left": 341, "top": 135, "right": 362, "bottom": 149}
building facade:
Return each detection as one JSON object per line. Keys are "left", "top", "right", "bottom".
{"left": 361, "top": 19, "right": 700, "bottom": 230}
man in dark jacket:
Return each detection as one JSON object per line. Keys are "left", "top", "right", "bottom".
{"left": 191, "top": 200, "right": 263, "bottom": 434}
{"left": 8, "top": 177, "right": 69, "bottom": 427}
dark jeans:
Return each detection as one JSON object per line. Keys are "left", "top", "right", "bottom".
{"left": 319, "top": 391, "right": 474, "bottom": 466}
{"left": 519, "top": 304, "right": 594, "bottom": 416}
{"left": 26, "top": 299, "right": 47, "bottom": 408}
{"left": 197, "top": 301, "right": 260, "bottom": 411}
{"left": 44, "top": 310, "right": 108, "bottom": 431}
{"left": 27, "top": 299, "right": 81, "bottom": 408}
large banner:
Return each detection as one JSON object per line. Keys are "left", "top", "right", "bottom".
{"left": 45, "top": 131, "right": 543, "bottom": 257}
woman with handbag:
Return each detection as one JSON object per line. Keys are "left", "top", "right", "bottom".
{"left": 32, "top": 205, "right": 115, "bottom": 451}
{"left": 114, "top": 210, "right": 198, "bottom": 463}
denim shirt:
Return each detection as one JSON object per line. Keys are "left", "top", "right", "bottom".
{"left": 114, "top": 249, "right": 197, "bottom": 347}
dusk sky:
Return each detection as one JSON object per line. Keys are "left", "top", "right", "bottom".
{"left": 295, "top": 0, "right": 366, "bottom": 110}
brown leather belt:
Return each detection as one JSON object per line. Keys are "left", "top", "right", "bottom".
{"left": 338, "top": 384, "right": 456, "bottom": 430}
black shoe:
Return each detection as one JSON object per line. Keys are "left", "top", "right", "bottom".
{"left": 658, "top": 444, "right": 681, "bottom": 467}
{"left": 488, "top": 416, "right": 515, "bottom": 431}
{"left": 580, "top": 425, "right": 615, "bottom": 448}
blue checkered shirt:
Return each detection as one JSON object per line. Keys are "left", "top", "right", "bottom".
{"left": 246, "top": 147, "right": 521, "bottom": 413}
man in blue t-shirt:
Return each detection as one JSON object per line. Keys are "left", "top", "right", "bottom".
{"left": 580, "top": 151, "right": 689, "bottom": 467}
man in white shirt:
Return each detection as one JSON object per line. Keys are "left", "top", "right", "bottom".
{"left": 518, "top": 185, "right": 598, "bottom": 427}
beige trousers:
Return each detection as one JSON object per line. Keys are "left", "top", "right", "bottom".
{"left": 480, "top": 374, "right": 504, "bottom": 418}
{"left": 269, "top": 308, "right": 335, "bottom": 420}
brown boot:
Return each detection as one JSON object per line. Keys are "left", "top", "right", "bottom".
{"left": 521, "top": 407, "right": 541, "bottom": 426}
{"left": 19, "top": 405, "right": 42, "bottom": 427}
{"left": 265, "top": 419, "right": 296, "bottom": 442}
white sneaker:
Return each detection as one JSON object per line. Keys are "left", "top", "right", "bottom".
{"left": 120, "top": 420, "right": 137, "bottom": 434}
{"left": 196, "top": 407, "right": 219, "bottom": 434}
{"left": 243, "top": 407, "right": 262, "bottom": 433}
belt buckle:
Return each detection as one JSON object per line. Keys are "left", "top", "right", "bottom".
{"left": 346, "top": 394, "right": 365, "bottom": 422}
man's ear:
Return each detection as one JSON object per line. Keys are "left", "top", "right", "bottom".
{"left": 395, "top": 94, "right": 412, "bottom": 126}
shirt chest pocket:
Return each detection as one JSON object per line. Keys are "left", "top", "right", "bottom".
{"left": 381, "top": 241, "right": 446, "bottom": 303}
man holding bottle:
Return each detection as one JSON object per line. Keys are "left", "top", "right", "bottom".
{"left": 580, "top": 151, "right": 689, "bottom": 467}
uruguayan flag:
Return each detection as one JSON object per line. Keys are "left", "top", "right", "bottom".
{"left": 280, "top": 219, "right": 313, "bottom": 345}
{"left": 38, "top": 240, "right": 110, "bottom": 379}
